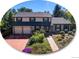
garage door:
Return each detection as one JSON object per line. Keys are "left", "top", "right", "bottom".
{"left": 23, "top": 26, "right": 32, "bottom": 34}
{"left": 14, "top": 26, "right": 22, "bottom": 34}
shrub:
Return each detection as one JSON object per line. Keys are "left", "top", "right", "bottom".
{"left": 68, "top": 31, "right": 74, "bottom": 36}
{"left": 59, "top": 31, "right": 65, "bottom": 39}
{"left": 40, "top": 29, "right": 45, "bottom": 33}
{"left": 1, "top": 28, "right": 12, "bottom": 38}
{"left": 31, "top": 42, "right": 52, "bottom": 54}
{"left": 29, "top": 31, "right": 45, "bottom": 45}
{"left": 38, "top": 33, "right": 44, "bottom": 42}
{"left": 59, "top": 31, "right": 65, "bottom": 35}
{"left": 56, "top": 34, "right": 63, "bottom": 41}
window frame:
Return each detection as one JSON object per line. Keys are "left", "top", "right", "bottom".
{"left": 16, "top": 17, "right": 22, "bottom": 22}
{"left": 43, "top": 17, "right": 49, "bottom": 22}
{"left": 30, "top": 17, "right": 35, "bottom": 22}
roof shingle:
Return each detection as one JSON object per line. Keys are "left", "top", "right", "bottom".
{"left": 13, "top": 12, "right": 52, "bottom": 17}
{"left": 51, "top": 17, "right": 71, "bottom": 24}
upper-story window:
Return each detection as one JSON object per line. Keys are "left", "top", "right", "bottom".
{"left": 43, "top": 17, "right": 49, "bottom": 22}
{"left": 64, "top": 24, "right": 68, "bottom": 29}
{"left": 56, "top": 24, "right": 60, "bottom": 28}
{"left": 30, "top": 17, "right": 35, "bottom": 22}
{"left": 16, "top": 17, "right": 22, "bottom": 22}
{"left": 36, "top": 18, "right": 43, "bottom": 22}
{"left": 22, "top": 18, "right": 29, "bottom": 22}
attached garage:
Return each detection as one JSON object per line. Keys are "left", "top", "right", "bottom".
{"left": 13, "top": 26, "right": 22, "bottom": 34}
{"left": 23, "top": 26, "right": 32, "bottom": 34}
{"left": 13, "top": 26, "right": 32, "bottom": 34}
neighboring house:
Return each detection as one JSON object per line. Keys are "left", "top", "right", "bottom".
{"left": 12, "top": 12, "right": 76, "bottom": 34}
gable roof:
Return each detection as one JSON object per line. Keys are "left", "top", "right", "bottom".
{"left": 51, "top": 17, "right": 71, "bottom": 25}
{"left": 13, "top": 12, "right": 52, "bottom": 17}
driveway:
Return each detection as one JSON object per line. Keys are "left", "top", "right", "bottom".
{"left": 6, "top": 39, "right": 29, "bottom": 51}
{"left": 5, "top": 34, "right": 30, "bottom": 39}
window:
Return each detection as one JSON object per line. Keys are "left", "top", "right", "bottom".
{"left": 41, "top": 26, "right": 44, "bottom": 29}
{"left": 36, "top": 26, "right": 40, "bottom": 30}
{"left": 64, "top": 25, "right": 68, "bottom": 29}
{"left": 30, "top": 17, "right": 35, "bottom": 22}
{"left": 56, "top": 25, "right": 60, "bottom": 28}
{"left": 32, "top": 26, "right": 35, "bottom": 30}
{"left": 36, "top": 18, "right": 43, "bottom": 22}
{"left": 22, "top": 18, "right": 29, "bottom": 22}
{"left": 43, "top": 17, "right": 49, "bottom": 22}
{"left": 64, "top": 25, "right": 69, "bottom": 31}
{"left": 16, "top": 18, "right": 22, "bottom": 22}
{"left": 56, "top": 29, "right": 60, "bottom": 31}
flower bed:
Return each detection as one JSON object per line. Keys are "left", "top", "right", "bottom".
{"left": 23, "top": 30, "right": 52, "bottom": 54}
{"left": 52, "top": 31, "right": 74, "bottom": 49}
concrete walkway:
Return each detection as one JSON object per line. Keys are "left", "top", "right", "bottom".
{"left": 6, "top": 39, "right": 29, "bottom": 51}
{"left": 47, "top": 36, "right": 59, "bottom": 52}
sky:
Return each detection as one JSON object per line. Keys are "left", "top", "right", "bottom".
{"left": 12, "top": 0, "right": 65, "bottom": 14}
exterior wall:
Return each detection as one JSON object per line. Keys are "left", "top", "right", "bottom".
{"left": 50, "top": 24, "right": 72, "bottom": 33}
{"left": 49, "top": 17, "right": 51, "bottom": 22}
{"left": 14, "top": 18, "right": 16, "bottom": 21}
{"left": 22, "top": 18, "right": 29, "bottom": 22}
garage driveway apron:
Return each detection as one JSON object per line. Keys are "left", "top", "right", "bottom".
{"left": 6, "top": 39, "right": 29, "bottom": 51}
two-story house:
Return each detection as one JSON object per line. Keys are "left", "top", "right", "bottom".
{"left": 13, "top": 12, "right": 52, "bottom": 34}
{"left": 12, "top": 12, "right": 76, "bottom": 35}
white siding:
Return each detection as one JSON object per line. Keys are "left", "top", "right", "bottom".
{"left": 36, "top": 18, "right": 43, "bottom": 22}
{"left": 14, "top": 18, "right": 16, "bottom": 21}
{"left": 22, "top": 18, "right": 29, "bottom": 22}
{"left": 61, "top": 25, "right": 64, "bottom": 31}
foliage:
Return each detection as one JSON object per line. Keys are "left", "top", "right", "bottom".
{"left": 53, "top": 4, "right": 61, "bottom": 17}
{"left": 0, "top": 9, "right": 15, "bottom": 30}
{"left": 1, "top": 28, "right": 12, "bottom": 38}
{"left": 11, "top": 9, "right": 17, "bottom": 14}
{"left": 53, "top": 31, "right": 74, "bottom": 48}
{"left": 53, "top": 4, "right": 75, "bottom": 23}
{"left": 59, "top": 31, "right": 65, "bottom": 37}
{"left": 0, "top": 9, "right": 16, "bottom": 38}
{"left": 40, "top": 29, "right": 46, "bottom": 33}
{"left": 18, "top": 7, "right": 32, "bottom": 12}
{"left": 68, "top": 31, "right": 74, "bottom": 36}
{"left": 31, "top": 41, "right": 52, "bottom": 54}
{"left": 63, "top": 11, "right": 75, "bottom": 23}
{"left": 28, "top": 31, "right": 45, "bottom": 45}
{"left": 53, "top": 34, "right": 63, "bottom": 41}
